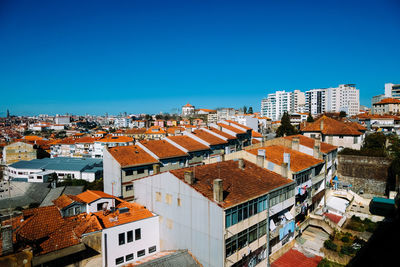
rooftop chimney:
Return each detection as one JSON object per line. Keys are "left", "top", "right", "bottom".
{"left": 257, "top": 149, "right": 265, "bottom": 168}
{"left": 238, "top": 159, "right": 245, "bottom": 170}
{"left": 313, "top": 138, "right": 322, "bottom": 159}
{"left": 213, "top": 179, "right": 223, "bottom": 202}
{"left": 320, "top": 120, "right": 324, "bottom": 131}
{"left": 281, "top": 162, "right": 288, "bottom": 178}
{"left": 291, "top": 137, "right": 300, "bottom": 151}
{"left": 153, "top": 164, "right": 160, "bottom": 175}
{"left": 184, "top": 170, "right": 195, "bottom": 185}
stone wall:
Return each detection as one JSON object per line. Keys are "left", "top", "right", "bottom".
{"left": 337, "top": 155, "right": 391, "bottom": 195}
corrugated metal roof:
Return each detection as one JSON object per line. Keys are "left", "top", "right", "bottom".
{"left": 136, "top": 250, "right": 201, "bottom": 267}
{"left": 9, "top": 157, "right": 103, "bottom": 172}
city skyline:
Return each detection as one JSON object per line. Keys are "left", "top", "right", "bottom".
{"left": 1, "top": 0, "right": 399, "bottom": 115}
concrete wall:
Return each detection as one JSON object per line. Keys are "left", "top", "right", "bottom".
{"left": 133, "top": 172, "right": 224, "bottom": 267}
{"left": 337, "top": 155, "right": 391, "bottom": 195}
{"left": 103, "top": 149, "right": 122, "bottom": 197}
{"left": 4, "top": 142, "right": 37, "bottom": 165}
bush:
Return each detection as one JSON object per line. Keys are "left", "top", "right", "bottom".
{"left": 318, "top": 258, "right": 345, "bottom": 267}
{"left": 341, "top": 236, "right": 350, "bottom": 243}
{"left": 324, "top": 239, "right": 338, "bottom": 251}
{"left": 351, "top": 215, "right": 362, "bottom": 222}
{"left": 340, "top": 245, "right": 355, "bottom": 256}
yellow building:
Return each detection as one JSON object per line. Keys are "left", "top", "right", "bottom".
{"left": 3, "top": 142, "right": 37, "bottom": 165}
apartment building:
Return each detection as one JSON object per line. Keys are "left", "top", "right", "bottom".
{"left": 93, "top": 136, "right": 134, "bottom": 158}
{"left": 326, "top": 84, "right": 360, "bottom": 116}
{"left": 114, "top": 117, "right": 131, "bottom": 128}
{"left": 132, "top": 159, "right": 295, "bottom": 267}
{"left": 290, "top": 90, "right": 306, "bottom": 113}
{"left": 144, "top": 126, "right": 167, "bottom": 140}
{"left": 385, "top": 82, "right": 400, "bottom": 99}
{"left": 305, "top": 89, "right": 327, "bottom": 115}
{"left": 261, "top": 91, "right": 291, "bottom": 121}
{"left": 2, "top": 141, "right": 37, "bottom": 165}
{"left": 229, "top": 115, "right": 259, "bottom": 132}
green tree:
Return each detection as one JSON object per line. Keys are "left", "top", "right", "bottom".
{"left": 276, "top": 112, "right": 297, "bottom": 137}
{"left": 339, "top": 111, "right": 347, "bottom": 118}
{"left": 307, "top": 113, "right": 314, "bottom": 122}
{"left": 248, "top": 107, "right": 253, "bottom": 114}
{"left": 243, "top": 106, "right": 247, "bottom": 114}
{"left": 362, "top": 132, "right": 387, "bottom": 151}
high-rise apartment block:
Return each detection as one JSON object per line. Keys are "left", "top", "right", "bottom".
{"left": 326, "top": 84, "right": 360, "bottom": 116}
{"left": 305, "top": 88, "right": 327, "bottom": 116}
{"left": 260, "top": 91, "right": 291, "bottom": 121}
{"left": 290, "top": 90, "right": 306, "bottom": 113}
{"left": 385, "top": 83, "right": 400, "bottom": 99}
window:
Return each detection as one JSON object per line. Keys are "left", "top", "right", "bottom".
{"left": 97, "top": 202, "right": 107, "bottom": 211}
{"left": 119, "top": 233, "right": 125, "bottom": 245}
{"left": 165, "top": 194, "right": 172, "bottom": 205}
{"left": 126, "top": 185, "right": 133, "bottom": 191}
{"left": 127, "top": 230, "right": 133, "bottom": 243}
{"left": 339, "top": 135, "right": 344, "bottom": 139}
{"left": 74, "top": 206, "right": 80, "bottom": 214}
{"left": 115, "top": 257, "right": 124, "bottom": 265}
{"left": 177, "top": 198, "right": 181, "bottom": 206}
{"left": 125, "top": 170, "right": 133, "bottom": 176}
{"left": 135, "top": 229, "right": 141, "bottom": 240}
{"left": 149, "top": 245, "right": 156, "bottom": 253}
{"left": 137, "top": 249, "right": 145, "bottom": 257}
{"left": 156, "top": 192, "right": 162, "bottom": 202}
{"left": 125, "top": 253, "right": 133, "bottom": 261}
{"left": 353, "top": 136, "right": 358, "bottom": 144}
{"left": 137, "top": 168, "right": 145, "bottom": 174}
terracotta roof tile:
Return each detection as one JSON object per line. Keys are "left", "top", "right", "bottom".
{"left": 207, "top": 127, "right": 236, "bottom": 140}
{"left": 300, "top": 116, "right": 363, "bottom": 136}
{"left": 53, "top": 194, "right": 84, "bottom": 210}
{"left": 252, "top": 130, "right": 262, "bottom": 138}
{"left": 224, "top": 120, "right": 253, "bottom": 130}
{"left": 271, "top": 249, "right": 322, "bottom": 267}
{"left": 192, "top": 129, "right": 228, "bottom": 145}
{"left": 97, "top": 136, "right": 133, "bottom": 143}
{"left": 139, "top": 140, "right": 188, "bottom": 159}
{"left": 170, "top": 160, "right": 293, "bottom": 208}
{"left": 75, "top": 136, "right": 99, "bottom": 143}
{"left": 217, "top": 123, "right": 246, "bottom": 134}
{"left": 247, "top": 145, "right": 324, "bottom": 173}
{"left": 283, "top": 134, "right": 337, "bottom": 154}
{"left": 77, "top": 190, "right": 116, "bottom": 203}
{"left": 124, "top": 128, "right": 146, "bottom": 134}
{"left": 145, "top": 126, "right": 166, "bottom": 134}
{"left": 374, "top": 98, "right": 400, "bottom": 105}
{"left": 108, "top": 145, "right": 158, "bottom": 167}
{"left": 167, "top": 136, "right": 210, "bottom": 152}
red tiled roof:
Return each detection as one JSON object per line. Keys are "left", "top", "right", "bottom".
{"left": 53, "top": 194, "right": 84, "bottom": 210}
{"left": 183, "top": 103, "right": 194, "bottom": 107}
{"left": 140, "top": 140, "right": 188, "bottom": 159}
{"left": 97, "top": 136, "right": 133, "bottom": 143}
{"left": 271, "top": 249, "right": 322, "bottom": 267}
{"left": 247, "top": 145, "right": 324, "bottom": 173}
{"left": 77, "top": 190, "right": 116, "bottom": 203}
{"left": 24, "top": 136, "right": 43, "bottom": 141}
{"left": 145, "top": 126, "right": 166, "bottom": 134}
{"left": 374, "top": 98, "right": 400, "bottom": 105}
{"left": 224, "top": 120, "right": 253, "bottom": 130}
{"left": 170, "top": 160, "right": 293, "bottom": 208}
{"left": 207, "top": 127, "right": 236, "bottom": 140}
{"left": 192, "top": 129, "right": 228, "bottom": 145}
{"left": 75, "top": 136, "right": 99, "bottom": 144}
{"left": 167, "top": 135, "right": 209, "bottom": 152}
{"left": 252, "top": 130, "right": 262, "bottom": 138}
{"left": 324, "top": 213, "right": 342, "bottom": 224}
{"left": 124, "top": 128, "right": 146, "bottom": 134}
{"left": 217, "top": 123, "right": 246, "bottom": 134}
{"left": 108, "top": 145, "right": 158, "bottom": 167}
{"left": 300, "top": 116, "right": 363, "bottom": 136}
{"left": 283, "top": 134, "right": 337, "bottom": 154}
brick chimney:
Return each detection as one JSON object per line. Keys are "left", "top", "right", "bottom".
{"left": 320, "top": 119, "right": 324, "bottom": 131}
{"left": 291, "top": 137, "right": 300, "bottom": 151}
{"left": 213, "top": 179, "right": 223, "bottom": 202}
{"left": 184, "top": 170, "right": 194, "bottom": 185}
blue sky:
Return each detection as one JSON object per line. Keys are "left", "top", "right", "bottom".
{"left": 1, "top": 0, "right": 399, "bottom": 115}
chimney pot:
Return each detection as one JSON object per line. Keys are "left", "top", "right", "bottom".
{"left": 292, "top": 137, "right": 300, "bottom": 151}
{"left": 213, "top": 179, "right": 223, "bottom": 202}
{"left": 320, "top": 120, "right": 324, "bottom": 130}
{"left": 256, "top": 155, "right": 264, "bottom": 168}
{"left": 281, "top": 162, "right": 289, "bottom": 178}
{"left": 313, "top": 138, "right": 322, "bottom": 159}
{"left": 184, "top": 171, "right": 195, "bottom": 185}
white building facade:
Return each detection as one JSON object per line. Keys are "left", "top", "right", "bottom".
{"left": 261, "top": 91, "right": 291, "bottom": 121}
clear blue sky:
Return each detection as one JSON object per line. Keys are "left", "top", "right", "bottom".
{"left": 1, "top": 0, "right": 399, "bottom": 116}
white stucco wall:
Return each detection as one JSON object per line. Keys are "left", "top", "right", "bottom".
{"left": 103, "top": 149, "right": 122, "bottom": 197}
{"left": 133, "top": 172, "right": 224, "bottom": 267}
{"left": 102, "top": 215, "right": 159, "bottom": 267}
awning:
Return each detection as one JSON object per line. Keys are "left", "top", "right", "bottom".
{"left": 270, "top": 219, "right": 276, "bottom": 231}
{"left": 284, "top": 211, "right": 294, "bottom": 220}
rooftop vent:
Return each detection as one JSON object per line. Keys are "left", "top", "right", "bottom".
{"left": 119, "top": 207, "right": 129, "bottom": 214}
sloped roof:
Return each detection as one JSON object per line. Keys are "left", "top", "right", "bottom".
{"left": 192, "top": 129, "right": 228, "bottom": 145}
{"left": 374, "top": 98, "right": 400, "bottom": 105}
{"left": 224, "top": 120, "right": 253, "bottom": 130}
{"left": 140, "top": 140, "right": 188, "bottom": 159}
{"left": 108, "top": 145, "right": 158, "bottom": 167}
{"left": 300, "top": 116, "right": 363, "bottom": 136}
{"left": 77, "top": 190, "right": 116, "bottom": 203}
{"left": 217, "top": 123, "right": 246, "bottom": 134}
{"left": 96, "top": 135, "right": 133, "bottom": 143}
{"left": 167, "top": 136, "right": 210, "bottom": 152}
{"left": 207, "top": 127, "right": 236, "bottom": 140}
{"left": 283, "top": 134, "right": 337, "bottom": 154}
{"left": 170, "top": 160, "right": 293, "bottom": 208}
{"left": 53, "top": 194, "right": 84, "bottom": 210}
{"left": 247, "top": 145, "right": 324, "bottom": 173}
